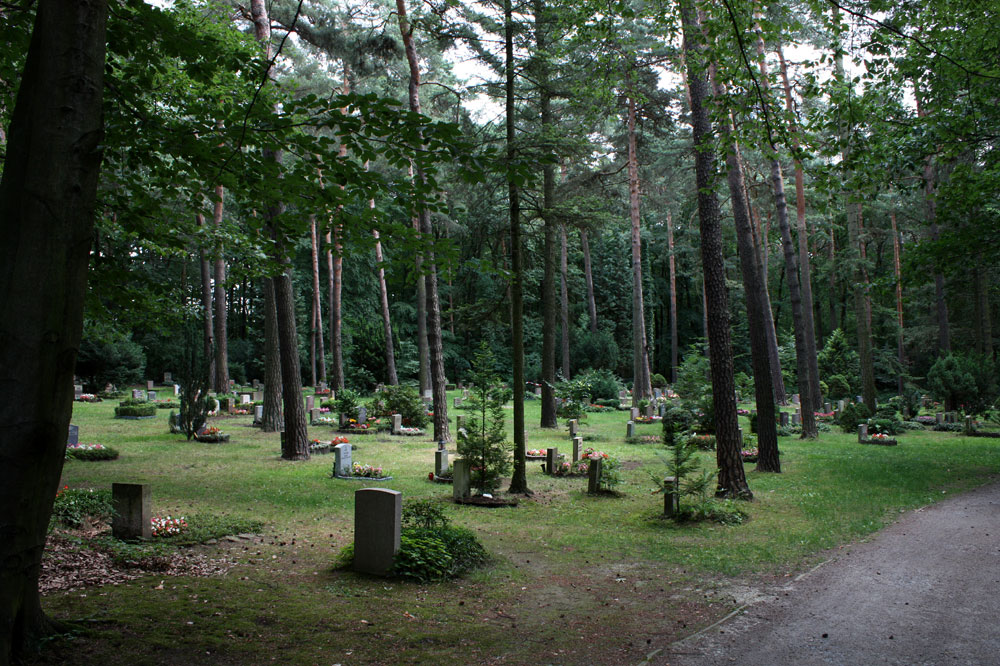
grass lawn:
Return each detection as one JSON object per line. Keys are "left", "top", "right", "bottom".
{"left": 31, "top": 391, "right": 1000, "bottom": 665}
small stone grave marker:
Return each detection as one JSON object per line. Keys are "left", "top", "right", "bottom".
{"left": 936, "top": 412, "right": 944, "bottom": 425}
{"left": 254, "top": 405, "right": 263, "bottom": 423}
{"left": 824, "top": 402, "right": 832, "bottom": 414}
{"left": 310, "top": 408, "right": 320, "bottom": 424}
{"left": 965, "top": 415, "right": 974, "bottom": 432}
{"left": 146, "top": 380, "right": 154, "bottom": 390}
{"left": 587, "top": 457, "right": 603, "bottom": 493}
{"left": 780, "top": 411, "right": 790, "bottom": 427}
{"left": 435, "top": 449, "right": 449, "bottom": 477}
{"left": 112, "top": 483, "right": 151, "bottom": 540}
{"left": 626, "top": 420, "right": 636, "bottom": 439}
{"left": 452, "top": 459, "right": 471, "bottom": 499}
{"left": 545, "top": 448, "right": 559, "bottom": 475}
{"left": 572, "top": 436, "right": 582, "bottom": 463}
{"left": 147, "top": 390, "right": 157, "bottom": 402}
{"left": 173, "top": 384, "right": 180, "bottom": 396}
{"left": 644, "top": 403, "right": 654, "bottom": 418}
{"left": 253, "top": 391, "right": 263, "bottom": 402}
{"left": 791, "top": 412, "right": 800, "bottom": 426}
{"left": 333, "top": 442, "right": 352, "bottom": 477}
{"left": 662, "top": 476, "right": 679, "bottom": 517}
{"left": 74, "top": 384, "right": 83, "bottom": 399}
{"left": 392, "top": 414, "right": 402, "bottom": 435}
{"left": 568, "top": 419, "right": 578, "bottom": 438}
{"left": 791, "top": 394, "right": 800, "bottom": 404}
{"left": 305, "top": 395, "right": 315, "bottom": 411}
{"left": 837, "top": 399, "right": 846, "bottom": 411}
{"left": 534, "top": 385, "right": 542, "bottom": 396}
{"left": 423, "top": 389, "right": 433, "bottom": 401}
{"left": 353, "top": 488, "right": 401, "bottom": 576}
{"left": 67, "top": 424, "right": 79, "bottom": 447}
{"left": 132, "top": 389, "right": 144, "bottom": 400}
{"left": 241, "top": 393, "right": 251, "bottom": 405}
{"left": 453, "top": 396, "right": 462, "bottom": 408}
{"left": 357, "top": 406, "right": 367, "bottom": 423}
{"left": 630, "top": 407, "right": 639, "bottom": 421}
{"left": 858, "top": 424, "right": 868, "bottom": 442}
{"left": 252, "top": 379, "right": 261, "bottom": 389}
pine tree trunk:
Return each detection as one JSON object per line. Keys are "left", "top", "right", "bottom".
{"left": 198, "top": 213, "right": 216, "bottom": 388}
{"left": 627, "top": 89, "right": 652, "bottom": 404}
{"left": 274, "top": 266, "right": 309, "bottom": 460}
{"left": 505, "top": 0, "right": 528, "bottom": 493}
{"left": 0, "top": 1, "right": 107, "bottom": 659}
{"left": 396, "top": 0, "right": 448, "bottom": 441}
{"left": 212, "top": 184, "right": 229, "bottom": 393}
{"left": 560, "top": 223, "right": 571, "bottom": 378}
{"left": 710, "top": 71, "right": 780, "bottom": 472}
{"left": 330, "top": 225, "right": 344, "bottom": 390}
{"left": 891, "top": 211, "right": 905, "bottom": 395}
{"left": 581, "top": 228, "right": 598, "bottom": 334}
{"left": 374, "top": 228, "right": 399, "bottom": 384}
{"left": 855, "top": 209, "right": 877, "bottom": 408}
{"left": 667, "top": 213, "right": 679, "bottom": 384}
{"left": 679, "top": 0, "right": 751, "bottom": 498}
{"left": 310, "top": 216, "right": 326, "bottom": 384}
{"left": 262, "top": 278, "right": 283, "bottom": 432}
{"left": 750, "top": 203, "right": 786, "bottom": 404}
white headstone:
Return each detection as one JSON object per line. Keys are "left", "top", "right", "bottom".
{"left": 333, "top": 443, "right": 352, "bottom": 477}
{"left": 392, "top": 414, "right": 402, "bottom": 435}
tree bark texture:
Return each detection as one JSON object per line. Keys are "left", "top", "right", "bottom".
{"left": 581, "top": 228, "right": 598, "bottom": 334}
{"left": 396, "top": 0, "right": 449, "bottom": 442}
{"left": 560, "top": 224, "right": 571, "bottom": 379}
{"left": 0, "top": 1, "right": 107, "bottom": 660}
{"left": 627, "top": 90, "right": 652, "bottom": 404}
{"left": 261, "top": 278, "right": 283, "bottom": 432}
{"left": 212, "top": 184, "right": 229, "bottom": 394}
{"left": 890, "top": 211, "right": 905, "bottom": 395}
{"left": 679, "top": 0, "right": 751, "bottom": 499}
{"left": 197, "top": 213, "right": 216, "bottom": 388}
{"left": 855, "top": 209, "right": 877, "bottom": 408}
{"left": 374, "top": 228, "right": 399, "bottom": 385}
{"left": 310, "top": 216, "right": 326, "bottom": 385}
{"left": 750, "top": 202, "right": 786, "bottom": 404}
{"left": 330, "top": 224, "right": 345, "bottom": 390}
{"left": 667, "top": 213, "right": 679, "bottom": 384}
{"left": 710, "top": 73, "right": 780, "bottom": 472}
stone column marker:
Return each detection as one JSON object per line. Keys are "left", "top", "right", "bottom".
{"left": 630, "top": 407, "right": 639, "bottom": 421}
{"left": 435, "top": 449, "right": 449, "bottom": 477}
{"left": 353, "top": 488, "right": 401, "bottom": 576}
{"left": 572, "top": 436, "right": 582, "bottom": 463}
{"left": 858, "top": 424, "right": 868, "bottom": 442}
{"left": 663, "top": 476, "right": 679, "bottom": 517}
{"left": 112, "top": 483, "right": 151, "bottom": 540}
{"left": 587, "top": 457, "right": 603, "bottom": 493}
{"left": 545, "top": 448, "right": 559, "bottom": 475}
{"left": 392, "top": 414, "right": 402, "bottom": 435}
{"left": 568, "top": 419, "right": 578, "bottom": 438}
{"left": 626, "top": 421, "right": 636, "bottom": 439}
{"left": 452, "top": 459, "right": 471, "bottom": 500}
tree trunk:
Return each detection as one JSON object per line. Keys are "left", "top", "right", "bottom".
{"left": 0, "top": 1, "right": 107, "bottom": 660}
{"left": 710, "top": 71, "right": 780, "bottom": 472}
{"left": 504, "top": 0, "right": 528, "bottom": 494}
{"left": 310, "top": 215, "right": 326, "bottom": 385}
{"left": 212, "top": 184, "right": 229, "bottom": 394}
{"left": 261, "top": 278, "right": 283, "bottom": 432}
{"left": 415, "top": 216, "right": 430, "bottom": 396}
{"left": 775, "top": 43, "right": 821, "bottom": 412}
{"left": 667, "top": 213, "right": 679, "bottom": 384}
{"left": 855, "top": 209, "right": 877, "bottom": 408}
{"left": 627, "top": 88, "right": 652, "bottom": 404}
{"left": 560, "top": 223, "right": 571, "bottom": 379}
{"left": 396, "top": 0, "right": 448, "bottom": 442}
{"left": 374, "top": 228, "right": 399, "bottom": 384}
{"left": 679, "top": 0, "right": 751, "bottom": 498}
{"left": 890, "top": 211, "right": 905, "bottom": 395}
{"left": 198, "top": 213, "right": 216, "bottom": 388}
{"left": 750, "top": 203, "right": 786, "bottom": 404}
{"left": 330, "top": 224, "right": 344, "bottom": 390}
{"left": 581, "top": 228, "right": 598, "bottom": 334}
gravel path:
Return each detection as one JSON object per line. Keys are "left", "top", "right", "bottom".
{"left": 664, "top": 480, "right": 1000, "bottom": 665}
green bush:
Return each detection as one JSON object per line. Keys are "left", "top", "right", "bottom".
{"left": 818, "top": 329, "right": 859, "bottom": 389}
{"left": 50, "top": 487, "right": 113, "bottom": 529}
{"left": 824, "top": 374, "right": 851, "bottom": 400}
{"left": 594, "top": 398, "right": 619, "bottom": 408}
{"left": 115, "top": 404, "right": 156, "bottom": 418}
{"left": 838, "top": 402, "right": 872, "bottom": 433}
{"left": 402, "top": 498, "right": 449, "bottom": 529}
{"left": 369, "top": 385, "right": 428, "bottom": 428}
{"left": 686, "top": 434, "right": 716, "bottom": 450}
{"left": 65, "top": 445, "right": 119, "bottom": 461}
{"left": 334, "top": 388, "right": 363, "bottom": 416}
{"left": 927, "top": 353, "right": 997, "bottom": 414}
{"left": 748, "top": 411, "right": 758, "bottom": 434}
{"left": 118, "top": 397, "right": 148, "bottom": 407}
{"left": 650, "top": 373, "right": 667, "bottom": 389}
{"left": 75, "top": 322, "right": 145, "bottom": 392}
{"left": 573, "top": 327, "right": 620, "bottom": 373}
{"left": 867, "top": 418, "right": 901, "bottom": 436}
{"left": 675, "top": 499, "right": 748, "bottom": 525}
{"left": 577, "top": 368, "right": 622, "bottom": 401}
{"left": 390, "top": 526, "right": 488, "bottom": 582}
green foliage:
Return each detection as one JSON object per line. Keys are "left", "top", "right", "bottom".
{"left": 818, "top": 330, "right": 859, "bottom": 392}
{"left": 733, "top": 372, "right": 753, "bottom": 399}
{"left": 650, "top": 373, "right": 667, "bottom": 389}
{"left": 825, "top": 374, "right": 852, "bottom": 401}
{"left": 926, "top": 353, "right": 997, "bottom": 414}
{"left": 867, "top": 418, "right": 901, "bottom": 436}
{"left": 661, "top": 403, "right": 692, "bottom": 449}
{"left": 572, "top": 327, "right": 620, "bottom": 373}
{"left": 390, "top": 526, "right": 488, "bottom": 583}
{"left": 114, "top": 404, "right": 157, "bottom": 418}
{"left": 50, "top": 487, "right": 113, "bottom": 529}
{"left": 674, "top": 349, "right": 714, "bottom": 432}
{"left": 685, "top": 434, "right": 716, "bottom": 450}
{"left": 838, "top": 403, "right": 873, "bottom": 434}
{"left": 334, "top": 388, "right": 363, "bottom": 416}
{"left": 577, "top": 368, "right": 622, "bottom": 401}
{"left": 65, "top": 445, "right": 120, "bottom": 461}
{"left": 402, "top": 498, "right": 449, "bottom": 529}
{"left": 457, "top": 343, "right": 512, "bottom": 495}
{"left": 675, "top": 499, "right": 749, "bottom": 525}
{"left": 75, "top": 321, "right": 146, "bottom": 392}
{"left": 369, "top": 384, "right": 428, "bottom": 428}
{"left": 653, "top": 426, "right": 721, "bottom": 520}
{"left": 170, "top": 513, "right": 263, "bottom": 547}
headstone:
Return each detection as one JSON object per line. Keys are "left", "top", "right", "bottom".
{"left": 856, "top": 395, "right": 863, "bottom": 404}
{"left": 67, "top": 424, "right": 79, "bottom": 447}
{"left": 435, "top": 449, "right": 449, "bottom": 477}
{"left": 791, "top": 413, "right": 800, "bottom": 426}
{"left": 254, "top": 405, "right": 263, "bottom": 423}
{"left": 572, "top": 436, "right": 582, "bottom": 463}
{"left": 936, "top": 412, "right": 944, "bottom": 425}
{"left": 229, "top": 379, "right": 235, "bottom": 390}
{"left": 132, "top": 389, "right": 144, "bottom": 400}
{"left": 146, "top": 380, "right": 154, "bottom": 390}
{"left": 534, "top": 385, "right": 542, "bottom": 396}
{"left": 453, "top": 396, "right": 462, "bottom": 408}
{"left": 392, "top": 414, "right": 402, "bottom": 435}
{"left": 241, "top": 393, "right": 251, "bottom": 405}
{"left": 644, "top": 403, "right": 654, "bottom": 418}
{"left": 357, "top": 406, "right": 367, "bottom": 423}
{"left": 333, "top": 442, "right": 352, "bottom": 477}
{"left": 619, "top": 390, "right": 628, "bottom": 400}
{"left": 173, "top": 384, "right": 180, "bottom": 396}
{"left": 626, "top": 420, "right": 636, "bottom": 439}
{"left": 74, "top": 384, "right": 83, "bottom": 399}
{"left": 252, "top": 379, "right": 261, "bottom": 389}
{"left": 587, "top": 457, "right": 603, "bottom": 493}
{"left": 353, "top": 488, "right": 401, "bottom": 576}
{"left": 147, "top": 390, "right": 157, "bottom": 402}
{"left": 662, "top": 476, "right": 679, "bottom": 517}
{"left": 305, "top": 395, "right": 315, "bottom": 411}
{"left": 780, "top": 411, "right": 790, "bottom": 427}
{"left": 253, "top": 391, "right": 263, "bottom": 402}
{"left": 112, "top": 483, "right": 151, "bottom": 540}
{"left": 423, "top": 389, "right": 433, "bottom": 401}
{"left": 837, "top": 399, "right": 846, "bottom": 412}
{"left": 948, "top": 412, "right": 957, "bottom": 424}
{"left": 545, "top": 448, "right": 559, "bottom": 475}
{"left": 310, "top": 408, "right": 320, "bottom": 424}
{"left": 791, "top": 394, "right": 800, "bottom": 405}
{"left": 654, "top": 388, "right": 662, "bottom": 399}
{"left": 339, "top": 413, "right": 349, "bottom": 428}
{"left": 824, "top": 402, "right": 832, "bottom": 414}
{"left": 163, "top": 372, "right": 172, "bottom": 383}
{"left": 462, "top": 389, "right": 470, "bottom": 400}
{"left": 318, "top": 381, "right": 328, "bottom": 392}
{"left": 965, "top": 415, "right": 974, "bottom": 433}
{"left": 658, "top": 403, "right": 667, "bottom": 418}
{"left": 858, "top": 424, "right": 868, "bottom": 442}
{"left": 568, "top": 419, "right": 578, "bottom": 438}
{"left": 452, "top": 459, "right": 471, "bottom": 499}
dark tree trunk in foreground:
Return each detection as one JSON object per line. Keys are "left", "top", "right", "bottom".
{"left": 261, "top": 278, "right": 283, "bottom": 432}
{"left": 212, "top": 184, "right": 229, "bottom": 393}
{"left": 679, "top": 0, "right": 751, "bottom": 498}
{"left": 0, "top": 1, "right": 107, "bottom": 661}
{"left": 397, "top": 0, "right": 448, "bottom": 441}
{"left": 505, "top": 0, "right": 528, "bottom": 494}
{"left": 198, "top": 213, "right": 216, "bottom": 388}
{"left": 711, "top": 72, "right": 780, "bottom": 472}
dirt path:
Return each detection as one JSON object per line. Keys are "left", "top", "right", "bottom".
{"left": 664, "top": 480, "right": 1000, "bottom": 665}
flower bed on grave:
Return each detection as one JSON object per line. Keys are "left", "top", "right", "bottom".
{"left": 429, "top": 465, "right": 454, "bottom": 483}
{"left": 151, "top": 515, "right": 188, "bottom": 537}
{"left": 333, "top": 462, "right": 391, "bottom": 480}
{"left": 861, "top": 432, "right": 898, "bottom": 446}
{"left": 65, "top": 442, "right": 119, "bottom": 461}
{"left": 195, "top": 426, "right": 229, "bottom": 443}
{"left": 338, "top": 418, "right": 380, "bottom": 434}
{"left": 634, "top": 415, "right": 661, "bottom": 424}
{"left": 913, "top": 414, "right": 937, "bottom": 426}
{"left": 550, "top": 459, "right": 589, "bottom": 477}
{"left": 312, "top": 415, "right": 338, "bottom": 426}
{"left": 76, "top": 393, "right": 102, "bottom": 403}
{"left": 526, "top": 449, "right": 548, "bottom": 460}
{"left": 740, "top": 447, "right": 759, "bottom": 463}
{"left": 396, "top": 426, "right": 425, "bottom": 436}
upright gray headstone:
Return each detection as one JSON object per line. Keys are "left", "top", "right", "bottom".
{"left": 392, "top": 414, "right": 402, "bottom": 435}
{"left": 252, "top": 379, "right": 261, "bottom": 389}
{"left": 163, "top": 372, "right": 172, "bottom": 383}
{"left": 572, "top": 436, "right": 582, "bottom": 463}
{"left": 423, "top": 389, "right": 433, "bottom": 401}
{"left": 112, "top": 483, "right": 151, "bottom": 540}
{"left": 791, "top": 412, "right": 800, "bottom": 426}
{"left": 791, "top": 394, "right": 800, "bottom": 405}
{"left": 305, "top": 395, "right": 315, "bottom": 411}
{"left": 936, "top": 412, "right": 944, "bottom": 425}
{"left": 658, "top": 403, "right": 667, "bottom": 418}
{"left": 229, "top": 379, "right": 235, "bottom": 390}
{"left": 67, "top": 424, "right": 79, "bottom": 446}
{"left": 253, "top": 390, "right": 263, "bottom": 402}
{"left": 435, "top": 449, "right": 449, "bottom": 477}
{"left": 333, "top": 442, "right": 352, "bottom": 477}
{"left": 147, "top": 390, "right": 157, "bottom": 402}
{"left": 568, "top": 419, "right": 578, "bottom": 438}
{"left": 318, "top": 381, "right": 328, "bottom": 392}
{"left": 587, "top": 457, "right": 603, "bottom": 494}
{"left": 858, "top": 424, "right": 868, "bottom": 442}
{"left": 662, "top": 476, "right": 679, "bottom": 517}
{"left": 452, "top": 459, "right": 471, "bottom": 499}
{"left": 310, "top": 408, "right": 320, "bottom": 424}
{"left": 462, "top": 388, "right": 470, "bottom": 400}
{"left": 644, "top": 403, "right": 654, "bottom": 418}
{"left": 254, "top": 405, "right": 263, "bottom": 423}
{"left": 630, "top": 407, "right": 639, "bottom": 421}
{"left": 626, "top": 420, "right": 636, "bottom": 439}
{"left": 965, "top": 415, "right": 974, "bottom": 433}
{"left": 738, "top": 428, "right": 743, "bottom": 445}
{"left": 780, "top": 411, "right": 790, "bottom": 427}
{"left": 824, "top": 402, "right": 832, "bottom": 414}
{"left": 545, "top": 448, "right": 559, "bottom": 475}
{"left": 241, "top": 393, "right": 251, "bottom": 405}
{"left": 146, "top": 380, "right": 154, "bottom": 390}
{"left": 132, "top": 389, "right": 144, "bottom": 400}
{"left": 453, "top": 396, "right": 462, "bottom": 408}
{"left": 837, "top": 399, "right": 846, "bottom": 412}
{"left": 357, "top": 406, "right": 367, "bottom": 423}
{"left": 74, "top": 384, "right": 83, "bottom": 399}
{"left": 353, "top": 488, "right": 401, "bottom": 576}
{"left": 534, "top": 385, "right": 542, "bottom": 396}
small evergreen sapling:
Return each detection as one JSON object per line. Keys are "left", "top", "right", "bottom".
{"left": 457, "top": 343, "right": 512, "bottom": 495}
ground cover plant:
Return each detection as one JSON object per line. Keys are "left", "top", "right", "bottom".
{"left": 30, "top": 393, "right": 1000, "bottom": 665}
